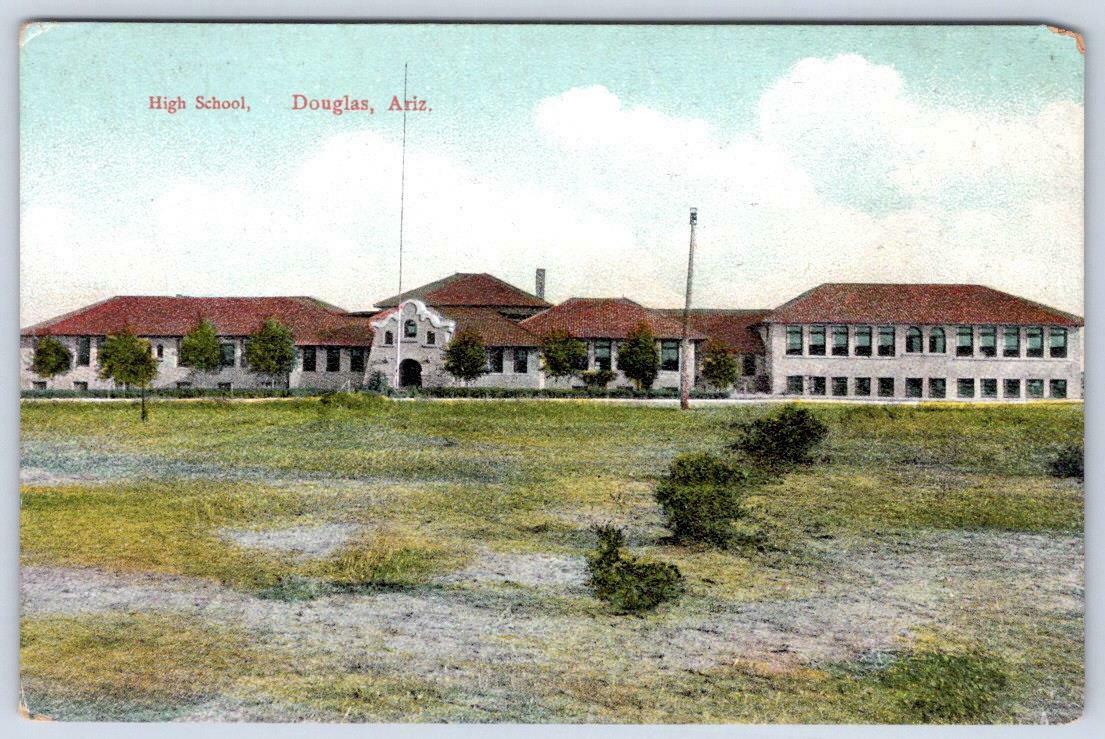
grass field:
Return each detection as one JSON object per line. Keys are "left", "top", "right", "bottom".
{"left": 19, "top": 397, "right": 1084, "bottom": 723}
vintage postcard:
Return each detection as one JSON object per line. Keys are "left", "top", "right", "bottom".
{"left": 18, "top": 23, "right": 1083, "bottom": 724}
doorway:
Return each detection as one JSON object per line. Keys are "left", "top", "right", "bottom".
{"left": 399, "top": 358, "right": 422, "bottom": 389}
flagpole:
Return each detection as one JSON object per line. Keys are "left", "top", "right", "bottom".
{"left": 395, "top": 62, "right": 408, "bottom": 389}
{"left": 680, "top": 207, "right": 698, "bottom": 410}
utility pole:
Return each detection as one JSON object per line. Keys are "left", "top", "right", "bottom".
{"left": 680, "top": 207, "right": 698, "bottom": 410}
{"left": 394, "top": 62, "right": 409, "bottom": 389}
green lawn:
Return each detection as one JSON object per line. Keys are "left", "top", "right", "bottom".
{"left": 19, "top": 398, "right": 1084, "bottom": 723}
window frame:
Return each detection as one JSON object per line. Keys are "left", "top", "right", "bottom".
{"left": 594, "top": 339, "right": 613, "bottom": 371}
{"left": 786, "top": 375, "right": 804, "bottom": 395}
{"left": 325, "top": 347, "right": 341, "bottom": 373}
{"left": 1026, "top": 327, "right": 1043, "bottom": 358}
{"left": 1049, "top": 379, "right": 1067, "bottom": 398}
{"left": 980, "top": 378, "right": 998, "bottom": 398}
{"left": 905, "top": 377, "right": 922, "bottom": 398}
{"left": 905, "top": 327, "right": 923, "bottom": 354}
{"left": 76, "top": 336, "right": 92, "bottom": 367}
{"left": 831, "top": 376, "right": 848, "bottom": 396}
{"left": 512, "top": 347, "right": 529, "bottom": 374}
{"left": 1026, "top": 378, "right": 1044, "bottom": 398}
{"left": 831, "top": 326, "right": 848, "bottom": 356}
{"left": 956, "top": 327, "right": 974, "bottom": 357}
{"left": 877, "top": 326, "right": 895, "bottom": 357}
{"left": 403, "top": 320, "right": 418, "bottom": 339}
{"left": 1003, "top": 378, "right": 1021, "bottom": 398}
{"left": 1049, "top": 328, "right": 1068, "bottom": 358}
{"left": 928, "top": 327, "right": 946, "bottom": 354}
{"left": 786, "top": 326, "right": 803, "bottom": 356}
{"left": 854, "top": 377, "right": 871, "bottom": 396}
{"left": 219, "top": 342, "right": 236, "bottom": 368}
{"left": 877, "top": 377, "right": 895, "bottom": 397}
{"left": 302, "top": 346, "right": 317, "bottom": 372}
{"left": 660, "top": 340, "right": 680, "bottom": 372}
{"left": 383, "top": 330, "right": 394, "bottom": 346}
{"left": 956, "top": 378, "right": 975, "bottom": 398}
{"left": 349, "top": 347, "right": 366, "bottom": 373}
{"left": 928, "top": 378, "right": 946, "bottom": 399}
{"left": 808, "top": 325, "right": 826, "bottom": 356}
{"left": 854, "top": 326, "right": 872, "bottom": 357}
{"left": 978, "top": 326, "right": 997, "bottom": 358}
{"left": 487, "top": 347, "right": 504, "bottom": 374}
{"left": 810, "top": 376, "right": 826, "bottom": 396}
{"left": 1003, "top": 327, "right": 1020, "bottom": 357}
{"left": 426, "top": 331, "right": 436, "bottom": 346}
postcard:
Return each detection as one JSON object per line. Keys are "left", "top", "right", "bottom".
{"left": 18, "top": 22, "right": 1084, "bottom": 724}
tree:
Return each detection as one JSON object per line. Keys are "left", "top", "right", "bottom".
{"left": 178, "top": 319, "right": 221, "bottom": 373}
{"left": 443, "top": 329, "right": 488, "bottom": 385}
{"left": 701, "top": 341, "right": 739, "bottom": 390}
{"left": 245, "top": 318, "right": 295, "bottom": 389}
{"left": 540, "top": 329, "right": 587, "bottom": 381}
{"left": 618, "top": 322, "right": 659, "bottom": 391}
{"left": 31, "top": 336, "right": 72, "bottom": 381}
{"left": 98, "top": 330, "right": 158, "bottom": 421}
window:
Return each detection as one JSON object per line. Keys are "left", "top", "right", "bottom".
{"left": 1027, "top": 379, "right": 1044, "bottom": 398}
{"left": 73, "top": 381, "right": 88, "bottom": 392}
{"left": 956, "top": 327, "right": 973, "bottom": 357}
{"left": 810, "top": 377, "right": 826, "bottom": 396}
{"left": 1026, "top": 327, "right": 1043, "bottom": 357}
{"left": 1003, "top": 379, "right": 1020, "bottom": 398}
{"left": 1050, "top": 328, "right": 1068, "bottom": 358}
{"left": 350, "top": 347, "right": 366, "bottom": 373}
{"left": 957, "top": 378, "right": 975, "bottom": 398}
{"left": 572, "top": 345, "right": 588, "bottom": 371}
{"left": 487, "top": 348, "right": 504, "bottom": 373}
{"left": 383, "top": 330, "right": 394, "bottom": 346}
{"left": 878, "top": 377, "right": 895, "bottom": 397}
{"left": 979, "top": 326, "right": 996, "bottom": 357}
{"left": 77, "top": 336, "right": 91, "bottom": 366}
{"left": 156, "top": 343, "right": 164, "bottom": 360}
{"left": 980, "top": 378, "right": 997, "bottom": 398}
{"left": 831, "top": 377, "right": 848, "bottom": 396}
{"left": 176, "top": 382, "right": 192, "bottom": 389}
{"left": 326, "top": 347, "right": 341, "bottom": 372}
{"left": 404, "top": 320, "right": 417, "bottom": 339}
{"left": 786, "top": 326, "right": 803, "bottom": 355}
{"left": 808, "top": 326, "right": 826, "bottom": 356}
{"left": 831, "top": 326, "right": 848, "bottom": 356}
{"left": 594, "top": 340, "right": 612, "bottom": 371}
{"left": 513, "top": 348, "right": 529, "bottom": 374}
{"left": 32, "top": 381, "right": 47, "bottom": 390}
{"left": 906, "top": 327, "right": 923, "bottom": 353}
{"left": 741, "top": 355, "right": 756, "bottom": 377}
{"left": 928, "top": 327, "right": 946, "bottom": 354}
{"left": 854, "top": 377, "right": 871, "bottom": 396}
{"left": 302, "top": 346, "right": 317, "bottom": 372}
{"left": 1003, "top": 327, "right": 1020, "bottom": 357}
{"left": 217, "top": 382, "right": 232, "bottom": 391}
{"left": 1050, "top": 379, "right": 1067, "bottom": 399}
{"left": 905, "top": 378, "right": 922, "bottom": 398}
{"left": 426, "top": 331, "right": 436, "bottom": 346}
{"left": 786, "top": 375, "right": 804, "bottom": 395}
{"left": 877, "top": 327, "right": 895, "bottom": 356}
{"left": 219, "top": 342, "right": 236, "bottom": 368}
{"left": 660, "top": 340, "right": 680, "bottom": 372}
{"left": 854, "top": 326, "right": 872, "bottom": 357}
{"left": 928, "top": 378, "right": 946, "bottom": 399}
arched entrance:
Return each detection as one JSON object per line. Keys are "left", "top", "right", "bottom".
{"left": 399, "top": 358, "right": 422, "bottom": 389}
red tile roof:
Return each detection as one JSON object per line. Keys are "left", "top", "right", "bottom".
{"left": 521, "top": 298, "right": 707, "bottom": 340}
{"left": 374, "top": 272, "right": 550, "bottom": 309}
{"left": 440, "top": 307, "right": 539, "bottom": 347}
{"left": 21, "top": 296, "right": 376, "bottom": 346}
{"left": 658, "top": 309, "right": 770, "bottom": 354}
{"left": 766, "top": 284, "right": 1084, "bottom": 327}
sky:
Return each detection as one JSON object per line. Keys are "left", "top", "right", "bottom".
{"left": 19, "top": 23, "right": 1084, "bottom": 325}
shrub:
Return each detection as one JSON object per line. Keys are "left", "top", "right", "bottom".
{"left": 540, "top": 330, "right": 588, "bottom": 380}
{"left": 883, "top": 647, "right": 1008, "bottom": 723}
{"left": 618, "top": 323, "right": 660, "bottom": 391}
{"left": 365, "top": 370, "right": 390, "bottom": 394}
{"left": 586, "top": 526, "right": 683, "bottom": 613}
{"left": 730, "top": 404, "right": 828, "bottom": 465}
{"left": 654, "top": 480, "right": 757, "bottom": 548}
{"left": 700, "top": 341, "right": 738, "bottom": 390}
{"left": 580, "top": 369, "right": 616, "bottom": 389}
{"left": 668, "top": 451, "right": 747, "bottom": 486}
{"left": 31, "top": 336, "right": 72, "bottom": 379}
{"left": 1049, "top": 443, "right": 1083, "bottom": 479}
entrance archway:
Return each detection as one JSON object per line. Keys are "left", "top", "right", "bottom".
{"left": 399, "top": 358, "right": 422, "bottom": 389}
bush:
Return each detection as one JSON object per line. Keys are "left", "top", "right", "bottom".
{"left": 668, "top": 451, "right": 747, "bottom": 486}
{"left": 580, "top": 369, "right": 616, "bottom": 389}
{"left": 654, "top": 480, "right": 758, "bottom": 549}
{"left": 730, "top": 404, "right": 828, "bottom": 465}
{"left": 586, "top": 526, "right": 683, "bottom": 613}
{"left": 365, "top": 370, "right": 390, "bottom": 394}
{"left": 883, "top": 647, "right": 1008, "bottom": 723}
{"left": 1049, "top": 443, "right": 1084, "bottom": 479}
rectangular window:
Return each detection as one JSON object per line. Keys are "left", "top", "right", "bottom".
{"left": 956, "top": 327, "right": 974, "bottom": 357}
{"left": 349, "top": 347, "right": 366, "bottom": 373}
{"left": 77, "top": 336, "right": 91, "bottom": 366}
{"left": 878, "top": 377, "right": 895, "bottom": 397}
{"left": 1049, "top": 379, "right": 1067, "bottom": 399}
{"left": 808, "top": 325, "right": 826, "bottom": 356}
{"left": 1050, "top": 328, "right": 1068, "bottom": 358}
{"left": 487, "top": 348, "right": 504, "bottom": 373}
{"left": 326, "top": 347, "right": 341, "bottom": 372}
{"left": 957, "top": 378, "right": 975, "bottom": 398}
{"left": 928, "top": 378, "right": 946, "bottom": 399}
{"left": 786, "top": 326, "right": 803, "bottom": 355}
{"left": 660, "top": 340, "right": 680, "bottom": 371}
{"left": 1027, "top": 378, "right": 1044, "bottom": 398}
{"left": 155, "top": 343, "right": 164, "bottom": 360}
{"left": 219, "top": 342, "right": 236, "bottom": 368}
{"left": 980, "top": 378, "right": 997, "bottom": 398}
{"left": 426, "top": 331, "right": 436, "bottom": 346}
{"left": 854, "top": 377, "right": 871, "bottom": 396}
{"left": 1026, "top": 327, "right": 1043, "bottom": 357}
{"left": 831, "top": 377, "right": 848, "bottom": 396}
{"left": 786, "top": 375, "right": 804, "bottom": 395}
{"left": 831, "top": 326, "right": 848, "bottom": 356}
{"left": 594, "top": 340, "right": 612, "bottom": 371}
{"left": 810, "top": 376, "right": 826, "bottom": 396}
{"left": 1003, "top": 327, "right": 1020, "bottom": 357}
{"left": 905, "top": 378, "right": 922, "bottom": 398}
{"left": 302, "top": 346, "right": 317, "bottom": 372}
{"left": 979, "top": 326, "right": 996, "bottom": 357}
{"left": 217, "top": 382, "right": 232, "bottom": 391}
{"left": 73, "top": 381, "right": 88, "bottom": 392}
{"left": 741, "top": 355, "right": 756, "bottom": 377}
{"left": 513, "top": 348, "right": 529, "bottom": 374}
{"left": 1003, "top": 379, "right": 1021, "bottom": 398}
{"left": 854, "top": 326, "right": 872, "bottom": 357}
{"left": 877, "top": 327, "right": 895, "bottom": 356}
{"left": 905, "top": 328, "right": 923, "bottom": 353}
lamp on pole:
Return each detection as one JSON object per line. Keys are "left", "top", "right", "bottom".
{"left": 680, "top": 207, "right": 698, "bottom": 411}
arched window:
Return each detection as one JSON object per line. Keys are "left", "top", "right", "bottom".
{"left": 928, "top": 327, "right": 946, "bottom": 353}
{"left": 906, "top": 327, "right": 923, "bottom": 353}
{"left": 384, "top": 330, "right": 394, "bottom": 346}
{"left": 404, "top": 320, "right": 417, "bottom": 338}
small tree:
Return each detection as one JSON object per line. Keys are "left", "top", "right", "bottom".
{"left": 443, "top": 329, "right": 488, "bottom": 386}
{"left": 540, "top": 330, "right": 587, "bottom": 381}
{"left": 701, "top": 341, "right": 738, "bottom": 390}
{"left": 245, "top": 318, "right": 295, "bottom": 389}
{"left": 30, "top": 336, "right": 72, "bottom": 381}
{"left": 730, "top": 404, "right": 829, "bottom": 465}
{"left": 178, "top": 319, "right": 221, "bottom": 373}
{"left": 98, "top": 330, "right": 158, "bottom": 421}
{"left": 618, "top": 322, "right": 659, "bottom": 391}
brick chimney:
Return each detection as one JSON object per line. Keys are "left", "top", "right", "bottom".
{"left": 535, "top": 268, "right": 546, "bottom": 301}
